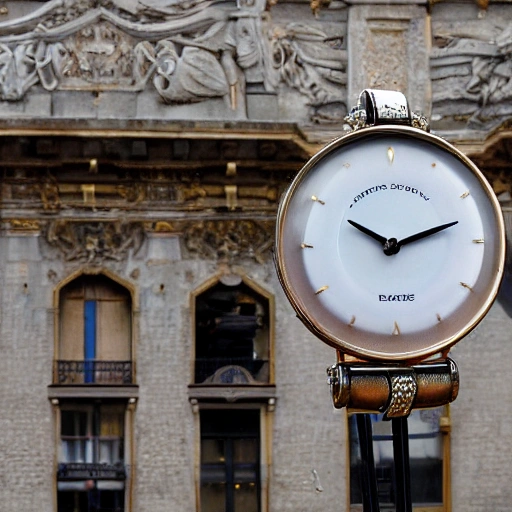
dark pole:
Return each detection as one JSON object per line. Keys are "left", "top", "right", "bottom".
{"left": 392, "top": 416, "right": 412, "bottom": 512}
{"left": 356, "top": 414, "right": 380, "bottom": 512}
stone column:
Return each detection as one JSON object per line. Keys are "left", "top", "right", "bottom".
{"left": 346, "top": 0, "right": 430, "bottom": 116}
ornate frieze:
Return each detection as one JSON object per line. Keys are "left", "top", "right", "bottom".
{"left": 39, "top": 218, "right": 273, "bottom": 264}
{"left": 0, "top": 0, "right": 347, "bottom": 124}
{"left": 182, "top": 219, "right": 274, "bottom": 263}
{"left": 44, "top": 220, "right": 146, "bottom": 263}
{"left": 269, "top": 22, "right": 347, "bottom": 123}
{"left": 431, "top": 6, "right": 512, "bottom": 130}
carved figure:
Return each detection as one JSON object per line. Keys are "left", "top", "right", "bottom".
{"left": 431, "top": 22, "right": 512, "bottom": 128}
{"left": 183, "top": 220, "right": 274, "bottom": 263}
{"left": 0, "top": 42, "right": 38, "bottom": 100}
{"left": 64, "top": 23, "right": 134, "bottom": 84}
{"left": 154, "top": 41, "right": 229, "bottom": 103}
{"left": 35, "top": 42, "right": 70, "bottom": 91}
{"left": 270, "top": 23, "right": 347, "bottom": 122}
{"left": 45, "top": 221, "right": 146, "bottom": 264}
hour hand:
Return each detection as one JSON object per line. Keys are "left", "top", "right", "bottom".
{"left": 347, "top": 220, "right": 387, "bottom": 245}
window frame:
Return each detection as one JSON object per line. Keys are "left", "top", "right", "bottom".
{"left": 52, "top": 268, "right": 139, "bottom": 386}
{"left": 190, "top": 273, "right": 275, "bottom": 387}
{"left": 192, "top": 402, "right": 274, "bottom": 512}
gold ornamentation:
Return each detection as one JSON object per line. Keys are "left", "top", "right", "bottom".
{"left": 387, "top": 147, "right": 395, "bottom": 164}
{"left": 9, "top": 220, "right": 41, "bottom": 231}
{"left": 386, "top": 374, "right": 418, "bottom": 418}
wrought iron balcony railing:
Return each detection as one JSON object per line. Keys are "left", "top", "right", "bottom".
{"left": 54, "top": 360, "right": 133, "bottom": 385}
{"left": 195, "top": 357, "right": 269, "bottom": 384}
{"left": 57, "top": 462, "right": 126, "bottom": 480}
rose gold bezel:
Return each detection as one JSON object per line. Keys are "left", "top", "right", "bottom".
{"left": 275, "top": 126, "right": 505, "bottom": 362}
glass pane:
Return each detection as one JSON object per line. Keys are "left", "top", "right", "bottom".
{"left": 99, "top": 439, "right": 122, "bottom": 464}
{"left": 409, "top": 409, "right": 443, "bottom": 505}
{"left": 99, "top": 406, "right": 124, "bottom": 437}
{"left": 349, "top": 408, "right": 445, "bottom": 508}
{"left": 234, "top": 482, "right": 258, "bottom": 512}
{"left": 201, "top": 482, "right": 226, "bottom": 512}
{"left": 98, "top": 489, "right": 125, "bottom": 511}
{"left": 57, "top": 490, "right": 88, "bottom": 512}
{"left": 200, "top": 410, "right": 261, "bottom": 512}
{"left": 202, "top": 439, "right": 225, "bottom": 464}
{"left": 233, "top": 438, "right": 258, "bottom": 463}
{"left": 61, "top": 411, "right": 87, "bottom": 436}
{"left": 60, "top": 439, "right": 87, "bottom": 463}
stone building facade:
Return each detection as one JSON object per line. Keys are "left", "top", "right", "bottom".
{"left": 0, "top": 0, "right": 511, "bottom": 511}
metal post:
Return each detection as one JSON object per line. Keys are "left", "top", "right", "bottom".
{"left": 356, "top": 414, "right": 380, "bottom": 512}
{"left": 392, "top": 416, "right": 412, "bottom": 512}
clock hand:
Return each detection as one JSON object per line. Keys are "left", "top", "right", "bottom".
{"left": 347, "top": 220, "right": 387, "bottom": 245}
{"left": 397, "top": 221, "right": 459, "bottom": 248}
{"left": 382, "top": 221, "right": 459, "bottom": 256}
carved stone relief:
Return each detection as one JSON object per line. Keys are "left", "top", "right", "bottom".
{"left": 0, "top": 0, "right": 348, "bottom": 123}
{"left": 40, "top": 218, "right": 274, "bottom": 264}
{"left": 182, "top": 219, "right": 274, "bottom": 263}
{"left": 269, "top": 22, "right": 347, "bottom": 123}
{"left": 44, "top": 220, "right": 146, "bottom": 263}
{"left": 431, "top": 9, "right": 512, "bottom": 130}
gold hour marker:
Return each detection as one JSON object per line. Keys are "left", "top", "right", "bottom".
{"left": 348, "top": 315, "right": 356, "bottom": 327}
{"left": 392, "top": 321, "right": 401, "bottom": 335}
{"left": 436, "top": 313, "right": 442, "bottom": 322}
{"left": 432, "top": 162, "right": 437, "bottom": 168}
{"left": 473, "top": 238, "right": 484, "bottom": 244}
{"left": 301, "top": 243, "right": 314, "bottom": 249}
{"left": 315, "top": 285, "right": 329, "bottom": 295}
{"left": 460, "top": 282, "right": 474, "bottom": 292}
{"left": 311, "top": 195, "right": 325, "bottom": 205}
{"left": 387, "top": 147, "right": 394, "bottom": 164}
{"left": 460, "top": 191, "right": 470, "bottom": 199}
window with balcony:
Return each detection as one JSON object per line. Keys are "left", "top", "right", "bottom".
{"left": 349, "top": 407, "right": 451, "bottom": 512}
{"left": 56, "top": 274, "right": 133, "bottom": 385}
{"left": 200, "top": 409, "right": 260, "bottom": 512}
{"left": 57, "top": 402, "right": 126, "bottom": 512}
{"left": 194, "top": 279, "right": 271, "bottom": 385}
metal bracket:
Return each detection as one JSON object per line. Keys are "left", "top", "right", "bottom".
{"left": 345, "top": 89, "right": 429, "bottom": 132}
{"left": 327, "top": 358, "right": 459, "bottom": 418}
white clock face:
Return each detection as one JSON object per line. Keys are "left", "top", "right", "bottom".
{"left": 275, "top": 126, "right": 505, "bottom": 361}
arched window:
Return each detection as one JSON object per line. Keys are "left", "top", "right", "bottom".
{"left": 55, "top": 274, "right": 133, "bottom": 385}
{"left": 194, "top": 277, "right": 272, "bottom": 385}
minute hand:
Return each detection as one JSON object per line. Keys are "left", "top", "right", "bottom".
{"left": 397, "top": 221, "right": 459, "bottom": 249}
